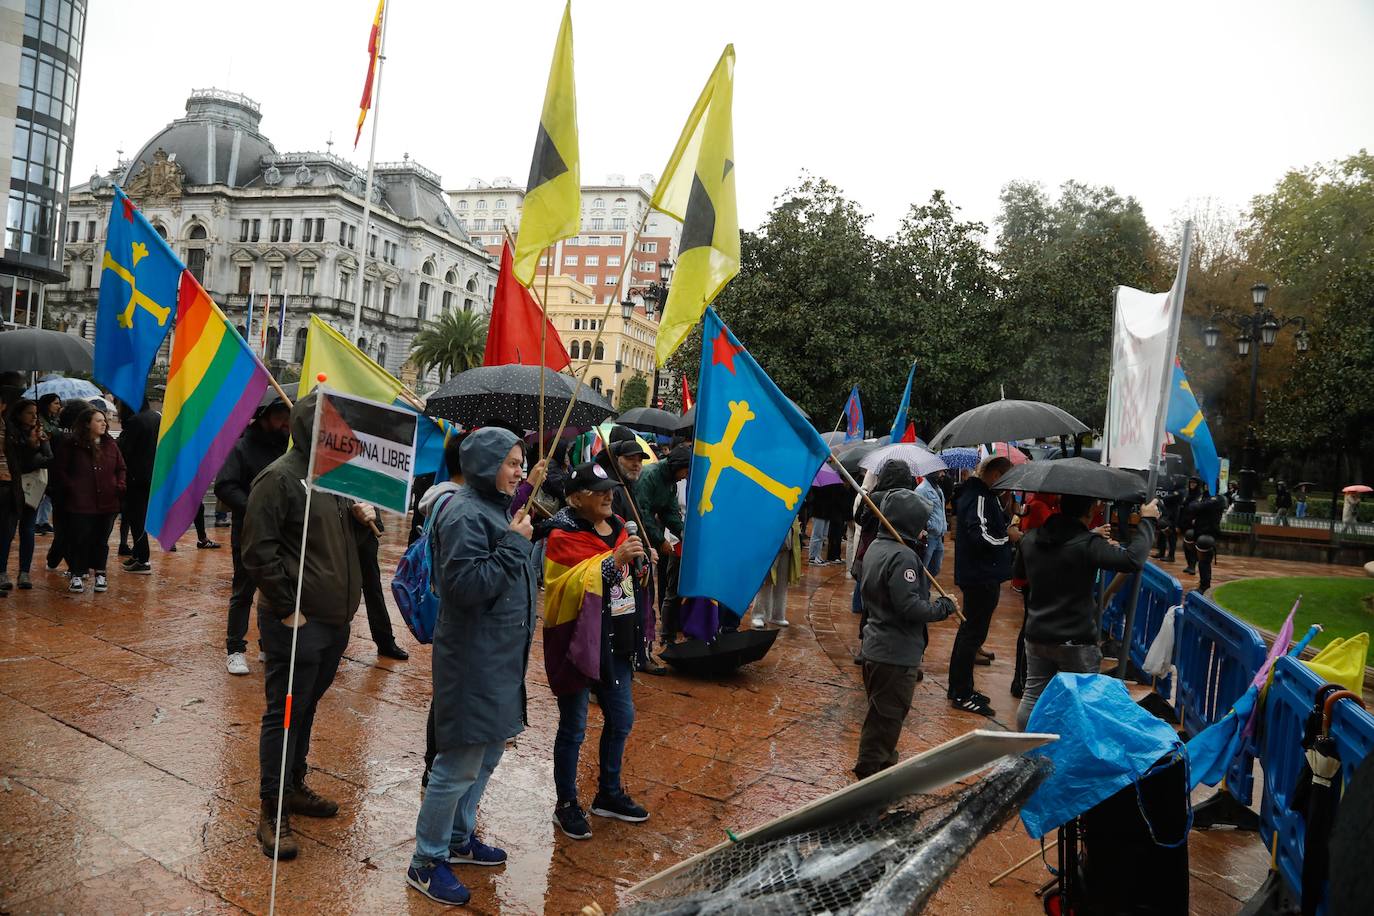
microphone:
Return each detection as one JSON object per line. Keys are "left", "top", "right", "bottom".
{"left": 624, "top": 521, "right": 649, "bottom": 577}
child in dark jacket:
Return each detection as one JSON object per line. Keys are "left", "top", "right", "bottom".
{"left": 854, "top": 488, "right": 957, "bottom": 779}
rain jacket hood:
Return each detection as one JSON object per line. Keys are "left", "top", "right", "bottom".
{"left": 419, "top": 479, "right": 462, "bottom": 515}
{"left": 877, "top": 488, "right": 932, "bottom": 544}
{"left": 289, "top": 390, "right": 317, "bottom": 457}
{"left": 462, "top": 427, "right": 522, "bottom": 501}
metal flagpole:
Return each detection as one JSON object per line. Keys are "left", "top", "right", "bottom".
{"left": 266, "top": 389, "right": 324, "bottom": 915}
{"left": 350, "top": 1, "right": 390, "bottom": 342}
{"left": 1115, "top": 220, "right": 1193, "bottom": 678}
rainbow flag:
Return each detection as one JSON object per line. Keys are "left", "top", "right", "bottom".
{"left": 147, "top": 274, "right": 272, "bottom": 550}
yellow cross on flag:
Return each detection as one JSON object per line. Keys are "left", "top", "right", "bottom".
{"left": 512, "top": 1, "right": 579, "bottom": 287}
{"left": 653, "top": 45, "right": 738, "bottom": 366}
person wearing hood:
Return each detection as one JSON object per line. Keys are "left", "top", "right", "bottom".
{"left": 214, "top": 398, "right": 290, "bottom": 675}
{"left": 854, "top": 488, "right": 957, "bottom": 779}
{"left": 1014, "top": 494, "right": 1158, "bottom": 729}
{"left": 406, "top": 428, "right": 541, "bottom": 908}
{"left": 242, "top": 391, "right": 371, "bottom": 862}
{"left": 849, "top": 460, "right": 917, "bottom": 661}
{"left": 542, "top": 462, "right": 653, "bottom": 842}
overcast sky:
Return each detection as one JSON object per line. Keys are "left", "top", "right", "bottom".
{"left": 72, "top": 0, "right": 1374, "bottom": 239}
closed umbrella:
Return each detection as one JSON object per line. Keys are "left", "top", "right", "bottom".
{"left": 425, "top": 365, "right": 614, "bottom": 431}
{"left": 660, "top": 627, "right": 779, "bottom": 676}
{"left": 22, "top": 375, "right": 102, "bottom": 401}
{"left": 993, "top": 457, "right": 1148, "bottom": 502}
{"left": 616, "top": 406, "right": 680, "bottom": 437}
{"left": 0, "top": 328, "right": 94, "bottom": 372}
{"left": 928, "top": 399, "right": 1087, "bottom": 451}
{"left": 858, "top": 442, "right": 947, "bottom": 478}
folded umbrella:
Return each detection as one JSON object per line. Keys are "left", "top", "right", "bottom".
{"left": 660, "top": 628, "right": 779, "bottom": 677}
{"left": 993, "top": 457, "right": 1148, "bottom": 502}
{"left": 929, "top": 399, "right": 1087, "bottom": 451}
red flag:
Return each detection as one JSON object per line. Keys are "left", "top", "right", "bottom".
{"left": 355, "top": 0, "right": 385, "bottom": 147}
{"left": 680, "top": 374, "right": 694, "bottom": 411}
{"left": 900, "top": 421, "right": 917, "bottom": 443}
{"left": 483, "top": 242, "right": 570, "bottom": 369}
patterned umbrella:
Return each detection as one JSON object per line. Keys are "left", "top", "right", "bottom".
{"left": 938, "top": 448, "right": 980, "bottom": 471}
{"left": 424, "top": 365, "right": 614, "bottom": 431}
{"left": 22, "top": 375, "right": 102, "bottom": 401}
{"left": 858, "top": 442, "right": 948, "bottom": 478}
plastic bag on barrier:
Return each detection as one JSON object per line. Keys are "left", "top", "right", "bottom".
{"left": 1303, "top": 633, "right": 1369, "bottom": 696}
{"left": 1142, "top": 605, "right": 1179, "bottom": 677}
{"left": 1020, "top": 673, "right": 1183, "bottom": 838}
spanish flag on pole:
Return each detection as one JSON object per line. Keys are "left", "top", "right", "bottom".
{"left": 512, "top": 1, "right": 579, "bottom": 287}
{"left": 354, "top": 0, "right": 385, "bottom": 147}
{"left": 653, "top": 45, "right": 738, "bottom": 366}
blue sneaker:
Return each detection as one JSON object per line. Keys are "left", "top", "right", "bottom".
{"left": 448, "top": 835, "right": 507, "bottom": 866}
{"left": 405, "top": 861, "right": 470, "bottom": 906}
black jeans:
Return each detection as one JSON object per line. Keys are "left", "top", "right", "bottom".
{"left": 948, "top": 582, "right": 1001, "bottom": 699}
{"left": 258, "top": 612, "right": 349, "bottom": 800}
{"left": 0, "top": 501, "right": 37, "bottom": 576}
{"left": 357, "top": 533, "right": 396, "bottom": 646}
{"left": 1197, "top": 546, "right": 1214, "bottom": 593}
{"left": 226, "top": 519, "right": 256, "bottom": 654}
{"left": 46, "top": 506, "right": 71, "bottom": 571}
{"left": 68, "top": 512, "right": 115, "bottom": 574}
{"left": 825, "top": 519, "right": 844, "bottom": 562}
{"left": 856, "top": 660, "right": 919, "bottom": 779}
{"left": 658, "top": 552, "right": 681, "bottom": 641}
{"left": 124, "top": 486, "right": 151, "bottom": 564}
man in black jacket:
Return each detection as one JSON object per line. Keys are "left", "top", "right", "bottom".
{"left": 948, "top": 456, "right": 1018, "bottom": 717}
{"left": 117, "top": 398, "right": 160, "bottom": 574}
{"left": 214, "top": 399, "right": 289, "bottom": 676}
{"left": 1013, "top": 494, "right": 1158, "bottom": 729}
{"left": 854, "top": 489, "right": 956, "bottom": 778}
{"left": 1180, "top": 477, "right": 1227, "bottom": 592}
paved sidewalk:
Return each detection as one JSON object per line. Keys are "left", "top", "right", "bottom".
{"left": 2, "top": 525, "right": 1328, "bottom": 913}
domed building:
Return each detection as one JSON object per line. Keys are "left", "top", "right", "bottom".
{"left": 50, "top": 88, "right": 495, "bottom": 388}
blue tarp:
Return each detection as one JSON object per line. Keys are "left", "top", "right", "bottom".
{"left": 1020, "top": 673, "right": 1184, "bottom": 838}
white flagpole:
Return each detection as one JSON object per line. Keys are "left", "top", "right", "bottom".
{"left": 1115, "top": 220, "right": 1193, "bottom": 678}
{"left": 267, "top": 390, "right": 325, "bottom": 915}
{"left": 350, "top": 2, "right": 390, "bottom": 342}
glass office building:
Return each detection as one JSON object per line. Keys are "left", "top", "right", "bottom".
{"left": 2, "top": 0, "right": 85, "bottom": 327}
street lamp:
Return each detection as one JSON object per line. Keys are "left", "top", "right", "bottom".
{"left": 1202, "top": 280, "right": 1311, "bottom": 514}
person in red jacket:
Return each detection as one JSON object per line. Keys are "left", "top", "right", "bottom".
{"left": 53, "top": 407, "right": 125, "bottom": 594}
{"left": 1010, "top": 492, "right": 1060, "bottom": 697}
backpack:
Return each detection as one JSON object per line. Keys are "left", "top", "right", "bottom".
{"left": 390, "top": 492, "right": 456, "bottom": 644}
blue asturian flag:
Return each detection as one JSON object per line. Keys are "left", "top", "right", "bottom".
{"left": 843, "top": 384, "right": 864, "bottom": 442}
{"left": 1166, "top": 360, "right": 1220, "bottom": 491}
{"left": 93, "top": 187, "right": 182, "bottom": 407}
{"left": 680, "top": 309, "right": 831, "bottom": 612}
{"left": 889, "top": 361, "right": 916, "bottom": 441}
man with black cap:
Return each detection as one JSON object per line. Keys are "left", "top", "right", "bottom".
{"left": 214, "top": 396, "right": 290, "bottom": 675}
{"left": 1179, "top": 475, "right": 1227, "bottom": 593}
{"left": 596, "top": 427, "right": 666, "bottom": 673}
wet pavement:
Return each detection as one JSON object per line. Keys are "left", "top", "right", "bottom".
{"left": 1, "top": 523, "right": 1358, "bottom": 914}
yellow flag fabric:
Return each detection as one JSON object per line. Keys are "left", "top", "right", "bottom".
{"left": 512, "top": 1, "right": 579, "bottom": 287}
{"left": 299, "top": 314, "right": 405, "bottom": 404}
{"left": 1303, "top": 633, "right": 1369, "bottom": 696}
{"left": 653, "top": 45, "right": 738, "bottom": 366}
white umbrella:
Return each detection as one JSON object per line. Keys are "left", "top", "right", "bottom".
{"left": 858, "top": 442, "right": 947, "bottom": 478}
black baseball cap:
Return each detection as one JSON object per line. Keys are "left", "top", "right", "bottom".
{"left": 611, "top": 437, "right": 651, "bottom": 460}
{"left": 567, "top": 461, "right": 620, "bottom": 494}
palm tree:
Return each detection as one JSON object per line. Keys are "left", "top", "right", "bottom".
{"left": 409, "top": 308, "right": 487, "bottom": 383}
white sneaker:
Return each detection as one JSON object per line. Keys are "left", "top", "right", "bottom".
{"left": 69, "top": 576, "right": 83, "bottom": 592}
{"left": 226, "top": 652, "right": 250, "bottom": 675}
{"left": 751, "top": 617, "right": 765, "bottom": 630}
{"left": 93, "top": 574, "right": 108, "bottom": 592}
{"left": 775, "top": 618, "right": 790, "bottom": 627}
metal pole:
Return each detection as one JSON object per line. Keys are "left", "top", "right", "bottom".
{"left": 350, "top": 1, "right": 390, "bottom": 342}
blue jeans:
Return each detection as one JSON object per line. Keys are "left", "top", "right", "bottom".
{"left": 554, "top": 653, "right": 634, "bottom": 803}
{"left": 1295, "top": 502, "right": 1307, "bottom": 519}
{"left": 808, "top": 519, "right": 828, "bottom": 562}
{"left": 411, "top": 739, "right": 505, "bottom": 868}
{"left": 924, "top": 538, "right": 944, "bottom": 578}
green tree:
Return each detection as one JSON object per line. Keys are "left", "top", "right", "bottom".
{"left": 1243, "top": 151, "right": 1374, "bottom": 481}
{"left": 409, "top": 309, "right": 487, "bottom": 383}
{"left": 994, "top": 180, "right": 1168, "bottom": 427}
{"left": 619, "top": 372, "right": 649, "bottom": 409}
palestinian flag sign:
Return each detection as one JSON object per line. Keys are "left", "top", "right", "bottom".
{"left": 309, "top": 388, "right": 418, "bottom": 515}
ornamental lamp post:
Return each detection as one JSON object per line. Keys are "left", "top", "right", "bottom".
{"left": 1201, "top": 281, "right": 1311, "bottom": 515}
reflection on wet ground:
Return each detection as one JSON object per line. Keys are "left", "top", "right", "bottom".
{"left": 3, "top": 525, "right": 1336, "bottom": 913}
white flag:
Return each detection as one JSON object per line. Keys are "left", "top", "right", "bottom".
{"left": 1103, "top": 286, "right": 1179, "bottom": 471}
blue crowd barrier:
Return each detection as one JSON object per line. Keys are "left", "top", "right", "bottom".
{"left": 1257, "top": 655, "right": 1374, "bottom": 913}
{"left": 1172, "top": 592, "right": 1269, "bottom": 804}
{"left": 1099, "top": 561, "right": 1182, "bottom": 694}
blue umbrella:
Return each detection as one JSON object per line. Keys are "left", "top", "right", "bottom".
{"left": 22, "top": 375, "right": 102, "bottom": 401}
{"left": 939, "top": 447, "right": 980, "bottom": 470}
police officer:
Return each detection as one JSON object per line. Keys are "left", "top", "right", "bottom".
{"left": 1179, "top": 476, "right": 1227, "bottom": 592}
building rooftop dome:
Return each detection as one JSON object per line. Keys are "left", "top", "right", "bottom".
{"left": 122, "top": 89, "right": 277, "bottom": 189}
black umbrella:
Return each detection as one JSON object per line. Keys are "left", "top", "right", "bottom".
{"left": 928, "top": 399, "right": 1088, "bottom": 451}
{"left": 659, "top": 628, "right": 779, "bottom": 676}
{"left": 838, "top": 441, "right": 883, "bottom": 478}
{"left": 0, "top": 328, "right": 94, "bottom": 372}
{"left": 424, "top": 365, "right": 615, "bottom": 431}
{"left": 993, "top": 457, "right": 1147, "bottom": 502}
{"left": 616, "top": 406, "right": 680, "bottom": 437}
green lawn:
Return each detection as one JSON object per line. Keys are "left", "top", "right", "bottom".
{"left": 1212, "top": 576, "right": 1374, "bottom": 651}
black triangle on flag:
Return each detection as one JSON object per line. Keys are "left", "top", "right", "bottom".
{"left": 527, "top": 123, "right": 569, "bottom": 193}
{"left": 679, "top": 173, "right": 717, "bottom": 254}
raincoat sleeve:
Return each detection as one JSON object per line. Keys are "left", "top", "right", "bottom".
{"left": 433, "top": 503, "right": 534, "bottom": 607}
{"left": 1086, "top": 518, "right": 1155, "bottom": 573}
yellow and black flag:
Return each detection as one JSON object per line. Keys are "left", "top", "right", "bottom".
{"left": 512, "top": 1, "right": 579, "bottom": 287}
{"left": 653, "top": 45, "right": 738, "bottom": 366}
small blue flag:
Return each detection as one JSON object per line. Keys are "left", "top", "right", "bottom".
{"left": 1166, "top": 361, "right": 1220, "bottom": 491}
{"left": 681, "top": 309, "right": 831, "bottom": 613}
{"left": 93, "top": 187, "right": 181, "bottom": 406}
{"left": 843, "top": 384, "right": 864, "bottom": 442}
{"left": 890, "top": 361, "right": 916, "bottom": 441}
